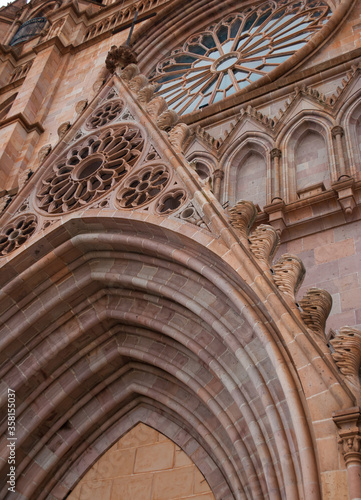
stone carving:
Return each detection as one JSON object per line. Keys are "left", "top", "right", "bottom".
{"left": 175, "top": 202, "right": 207, "bottom": 228}
{"left": 117, "top": 164, "right": 170, "bottom": 209}
{"left": 157, "top": 110, "right": 179, "bottom": 131}
{"left": 93, "top": 79, "right": 105, "bottom": 93}
{"left": 37, "top": 126, "right": 144, "bottom": 214}
{"left": 331, "top": 327, "right": 361, "bottom": 387}
{"left": 0, "top": 214, "right": 37, "bottom": 256}
{"left": 120, "top": 63, "right": 139, "bottom": 82}
{"left": 105, "top": 45, "right": 137, "bottom": 73}
{"left": 168, "top": 123, "right": 190, "bottom": 152}
{"left": 85, "top": 100, "right": 124, "bottom": 129}
{"left": 273, "top": 254, "right": 305, "bottom": 301}
{"left": 57, "top": 122, "right": 71, "bottom": 140}
{"left": 146, "top": 96, "right": 167, "bottom": 119}
{"left": 75, "top": 99, "right": 88, "bottom": 115}
{"left": 18, "top": 169, "right": 33, "bottom": 191}
{"left": 156, "top": 189, "right": 187, "bottom": 214}
{"left": 229, "top": 200, "right": 257, "bottom": 239}
{"left": 145, "top": 146, "right": 161, "bottom": 161}
{"left": 128, "top": 75, "right": 149, "bottom": 93}
{"left": 249, "top": 224, "right": 280, "bottom": 267}
{"left": 38, "top": 144, "right": 52, "bottom": 164}
{"left": 299, "top": 288, "right": 332, "bottom": 338}
{"left": 137, "top": 84, "right": 155, "bottom": 105}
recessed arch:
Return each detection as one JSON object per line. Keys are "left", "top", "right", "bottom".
{"left": 0, "top": 215, "right": 327, "bottom": 500}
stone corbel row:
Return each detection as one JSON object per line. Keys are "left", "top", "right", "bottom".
{"left": 105, "top": 47, "right": 191, "bottom": 153}
{"left": 230, "top": 200, "right": 361, "bottom": 402}
{"left": 229, "top": 200, "right": 332, "bottom": 338}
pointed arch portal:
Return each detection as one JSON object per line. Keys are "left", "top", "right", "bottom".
{"left": 0, "top": 215, "right": 327, "bottom": 500}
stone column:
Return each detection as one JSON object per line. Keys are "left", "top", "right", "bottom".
{"left": 333, "top": 407, "right": 361, "bottom": 500}
{"left": 332, "top": 125, "right": 347, "bottom": 178}
{"left": 270, "top": 148, "right": 282, "bottom": 200}
{"left": 213, "top": 169, "right": 224, "bottom": 200}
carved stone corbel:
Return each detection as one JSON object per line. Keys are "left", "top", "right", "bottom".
{"left": 299, "top": 287, "right": 332, "bottom": 339}
{"left": 331, "top": 326, "right": 361, "bottom": 391}
{"left": 263, "top": 198, "right": 286, "bottom": 236}
{"left": 249, "top": 224, "right": 279, "bottom": 268}
{"left": 168, "top": 123, "right": 190, "bottom": 153}
{"left": 146, "top": 96, "right": 168, "bottom": 119}
{"left": 229, "top": 200, "right": 257, "bottom": 240}
{"left": 128, "top": 74, "right": 149, "bottom": 93}
{"left": 332, "top": 177, "right": 356, "bottom": 215}
{"left": 137, "top": 84, "right": 155, "bottom": 105}
{"left": 272, "top": 254, "right": 305, "bottom": 302}
{"left": 105, "top": 45, "right": 137, "bottom": 73}
{"left": 333, "top": 407, "right": 361, "bottom": 499}
{"left": 120, "top": 64, "right": 140, "bottom": 82}
{"left": 157, "top": 110, "right": 179, "bottom": 131}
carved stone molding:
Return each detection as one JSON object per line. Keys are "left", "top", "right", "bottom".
{"left": 105, "top": 45, "right": 137, "bottom": 73}
{"left": 249, "top": 224, "right": 279, "bottom": 268}
{"left": 75, "top": 99, "right": 88, "bottom": 115}
{"left": 331, "top": 125, "right": 344, "bottom": 138}
{"left": 213, "top": 169, "right": 224, "bottom": 180}
{"left": 299, "top": 288, "right": 332, "bottom": 339}
{"left": 333, "top": 408, "right": 361, "bottom": 467}
{"left": 229, "top": 200, "right": 257, "bottom": 240}
{"left": 273, "top": 254, "right": 305, "bottom": 302}
{"left": 270, "top": 148, "right": 282, "bottom": 159}
{"left": 331, "top": 327, "right": 361, "bottom": 389}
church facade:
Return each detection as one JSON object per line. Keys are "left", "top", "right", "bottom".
{"left": 0, "top": 0, "right": 361, "bottom": 499}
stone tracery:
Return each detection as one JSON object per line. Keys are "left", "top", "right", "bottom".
{"left": 36, "top": 126, "right": 144, "bottom": 214}
{"left": 0, "top": 214, "right": 37, "bottom": 256}
{"left": 151, "top": 0, "right": 331, "bottom": 114}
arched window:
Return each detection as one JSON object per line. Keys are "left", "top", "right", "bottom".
{"left": 10, "top": 17, "right": 47, "bottom": 46}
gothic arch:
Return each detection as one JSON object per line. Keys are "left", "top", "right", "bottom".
{"left": 0, "top": 214, "right": 332, "bottom": 500}
{"left": 339, "top": 89, "right": 361, "bottom": 177}
{"left": 221, "top": 136, "right": 272, "bottom": 208}
{"left": 279, "top": 116, "right": 334, "bottom": 202}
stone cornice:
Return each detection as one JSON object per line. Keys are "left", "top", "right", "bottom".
{"left": 0, "top": 112, "right": 44, "bottom": 134}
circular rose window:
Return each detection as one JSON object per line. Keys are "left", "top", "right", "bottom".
{"left": 151, "top": 0, "right": 330, "bottom": 114}
{"left": 36, "top": 126, "right": 144, "bottom": 214}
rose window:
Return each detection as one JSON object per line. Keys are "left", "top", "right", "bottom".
{"left": 85, "top": 100, "right": 124, "bottom": 129}
{"left": 151, "top": 0, "right": 330, "bottom": 115}
{"left": 0, "top": 215, "right": 37, "bottom": 256}
{"left": 117, "top": 165, "right": 170, "bottom": 208}
{"left": 37, "top": 126, "right": 144, "bottom": 214}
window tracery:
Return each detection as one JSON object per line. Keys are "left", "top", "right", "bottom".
{"left": 36, "top": 126, "right": 144, "bottom": 214}
{"left": 151, "top": 0, "right": 330, "bottom": 115}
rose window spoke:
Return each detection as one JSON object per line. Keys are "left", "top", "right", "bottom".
{"left": 36, "top": 126, "right": 144, "bottom": 214}
{"left": 151, "top": 0, "right": 330, "bottom": 114}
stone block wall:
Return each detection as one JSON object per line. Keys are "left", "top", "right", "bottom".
{"left": 68, "top": 423, "right": 215, "bottom": 500}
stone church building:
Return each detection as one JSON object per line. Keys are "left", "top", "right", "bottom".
{"left": 0, "top": 0, "right": 361, "bottom": 498}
